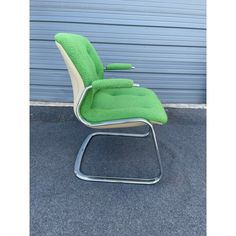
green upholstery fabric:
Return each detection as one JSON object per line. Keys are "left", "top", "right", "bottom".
{"left": 55, "top": 33, "right": 104, "bottom": 86}
{"left": 79, "top": 85, "right": 168, "bottom": 124}
{"left": 92, "top": 79, "right": 133, "bottom": 91}
{"left": 105, "top": 63, "right": 133, "bottom": 70}
{"left": 54, "top": 33, "right": 168, "bottom": 124}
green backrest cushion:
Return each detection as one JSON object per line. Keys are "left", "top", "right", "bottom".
{"left": 55, "top": 33, "right": 104, "bottom": 87}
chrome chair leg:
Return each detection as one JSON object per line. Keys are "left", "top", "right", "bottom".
{"left": 74, "top": 122, "right": 163, "bottom": 185}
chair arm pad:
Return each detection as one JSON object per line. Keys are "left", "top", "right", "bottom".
{"left": 92, "top": 79, "right": 134, "bottom": 90}
{"left": 105, "top": 63, "right": 133, "bottom": 70}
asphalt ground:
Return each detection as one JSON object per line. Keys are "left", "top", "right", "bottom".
{"left": 30, "top": 106, "right": 206, "bottom": 236}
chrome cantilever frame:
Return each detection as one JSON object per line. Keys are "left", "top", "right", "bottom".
{"left": 74, "top": 84, "right": 163, "bottom": 184}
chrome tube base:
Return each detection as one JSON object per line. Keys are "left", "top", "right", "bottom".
{"left": 74, "top": 123, "right": 163, "bottom": 185}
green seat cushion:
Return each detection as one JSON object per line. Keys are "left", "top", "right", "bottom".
{"left": 79, "top": 86, "right": 168, "bottom": 124}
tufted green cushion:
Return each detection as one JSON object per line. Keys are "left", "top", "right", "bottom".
{"left": 55, "top": 33, "right": 104, "bottom": 87}
{"left": 79, "top": 86, "right": 168, "bottom": 124}
{"left": 55, "top": 33, "right": 168, "bottom": 124}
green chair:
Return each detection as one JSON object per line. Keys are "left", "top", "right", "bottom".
{"left": 55, "top": 33, "right": 168, "bottom": 184}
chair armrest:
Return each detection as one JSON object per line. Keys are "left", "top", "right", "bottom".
{"left": 105, "top": 63, "right": 134, "bottom": 71}
{"left": 92, "top": 79, "right": 134, "bottom": 90}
